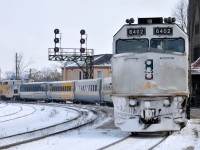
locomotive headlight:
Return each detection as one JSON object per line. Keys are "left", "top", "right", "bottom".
{"left": 163, "top": 99, "right": 170, "bottom": 107}
{"left": 173, "top": 96, "right": 184, "bottom": 102}
{"left": 177, "top": 97, "right": 184, "bottom": 102}
{"left": 129, "top": 99, "right": 137, "bottom": 106}
{"left": 173, "top": 96, "right": 184, "bottom": 109}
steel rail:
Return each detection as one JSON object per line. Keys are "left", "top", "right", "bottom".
{"left": 0, "top": 105, "right": 99, "bottom": 149}
{"left": 0, "top": 103, "right": 8, "bottom": 108}
{"left": 97, "top": 132, "right": 169, "bottom": 150}
{"left": 148, "top": 133, "right": 169, "bottom": 150}
{"left": 0, "top": 105, "right": 36, "bottom": 123}
{"left": 97, "top": 135, "right": 131, "bottom": 150}
{"left": 0, "top": 105, "right": 22, "bottom": 117}
{"left": 0, "top": 107, "right": 80, "bottom": 140}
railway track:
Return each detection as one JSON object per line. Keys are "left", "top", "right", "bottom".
{"left": 0, "top": 103, "right": 8, "bottom": 108}
{"left": 0, "top": 105, "right": 22, "bottom": 118}
{"left": 98, "top": 132, "right": 169, "bottom": 150}
{"left": 0, "top": 104, "right": 99, "bottom": 149}
{"left": 0, "top": 105, "right": 36, "bottom": 123}
{"left": 97, "top": 135, "right": 131, "bottom": 150}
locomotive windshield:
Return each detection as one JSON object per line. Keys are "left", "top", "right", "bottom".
{"left": 116, "top": 38, "right": 185, "bottom": 54}
{"left": 116, "top": 39, "right": 149, "bottom": 54}
{"left": 150, "top": 38, "right": 185, "bottom": 53}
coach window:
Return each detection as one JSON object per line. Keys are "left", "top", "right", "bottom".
{"left": 116, "top": 39, "right": 149, "bottom": 54}
{"left": 14, "top": 89, "right": 18, "bottom": 94}
{"left": 150, "top": 38, "right": 185, "bottom": 53}
{"left": 94, "top": 85, "right": 97, "bottom": 91}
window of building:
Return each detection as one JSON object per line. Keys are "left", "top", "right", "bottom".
{"left": 194, "top": 47, "right": 200, "bottom": 61}
{"left": 97, "top": 71, "right": 103, "bottom": 78}
{"left": 79, "top": 71, "right": 82, "bottom": 80}
{"left": 195, "top": 23, "right": 199, "bottom": 34}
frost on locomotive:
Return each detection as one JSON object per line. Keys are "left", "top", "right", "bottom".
{"left": 111, "top": 17, "right": 190, "bottom": 132}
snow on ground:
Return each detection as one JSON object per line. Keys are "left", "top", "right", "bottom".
{"left": 8, "top": 121, "right": 129, "bottom": 150}
{"left": 155, "top": 119, "right": 200, "bottom": 150}
{"left": 9, "top": 119, "right": 200, "bottom": 150}
{"left": 0, "top": 102, "right": 78, "bottom": 137}
{"left": 1, "top": 102, "right": 200, "bottom": 150}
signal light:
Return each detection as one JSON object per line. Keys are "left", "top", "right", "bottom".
{"left": 80, "top": 29, "right": 86, "bottom": 53}
{"left": 53, "top": 28, "right": 60, "bottom": 53}
{"left": 80, "top": 29, "right": 86, "bottom": 35}
{"left": 80, "top": 39, "right": 85, "bottom": 44}
{"left": 54, "top": 29, "right": 60, "bottom": 34}
{"left": 54, "top": 47, "right": 59, "bottom": 52}
{"left": 54, "top": 38, "right": 59, "bottom": 43}
{"left": 80, "top": 48, "right": 85, "bottom": 53}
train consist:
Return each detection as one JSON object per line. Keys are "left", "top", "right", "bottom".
{"left": 111, "top": 17, "right": 190, "bottom": 133}
{"left": 0, "top": 77, "right": 112, "bottom": 105}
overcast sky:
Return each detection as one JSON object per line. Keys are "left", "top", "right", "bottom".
{"left": 0, "top": 0, "right": 180, "bottom": 77}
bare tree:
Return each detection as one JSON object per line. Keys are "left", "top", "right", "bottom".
{"left": 4, "top": 71, "right": 15, "bottom": 80}
{"left": 39, "top": 67, "right": 62, "bottom": 81}
{"left": 171, "top": 0, "right": 188, "bottom": 32}
{"left": 14, "top": 53, "right": 33, "bottom": 79}
{"left": 23, "top": 67, "right": 62, "bottom": 82}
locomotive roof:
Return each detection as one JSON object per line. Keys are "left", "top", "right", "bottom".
{"left": 113, "top": 23, "right": 187, "bottom": 38}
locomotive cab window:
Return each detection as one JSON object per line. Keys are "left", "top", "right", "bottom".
{"left": 150, "top": 38, "right": 185, "bottom": 53}
{"left": 116, "top": 39, "right": 149, "bottom": 54}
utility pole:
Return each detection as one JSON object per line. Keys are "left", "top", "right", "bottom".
{"left": 0, "top": 68, "right": 1, "bottom": 81}
{"left": 15, "top": 53, "right": 18, "bottom": 80}
{"left": 29, "top": 69, "right": 32, "bottom": 79}
{"left": 15, "top": 53, "right": 21, "bottom": 80}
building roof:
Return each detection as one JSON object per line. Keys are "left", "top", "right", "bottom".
{"left": 63, "top": 54, "right": 112, "bottom": 68}
{"left": 192, "top": 57, "right": 200, "bottom": 74}
{"left": 93, "top": 54, "right": 112, "bottom": 65}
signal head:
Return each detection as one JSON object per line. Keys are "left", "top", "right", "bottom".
{"left": 54, "top": 47, "right": 59, "bottom": 52}
{"left": 54, "top": 29, "right": 60, "bottom": 34}
{"left": 80, "top": 38, "right": 85, "bottom": 44}
{"left": 80, "top": 48, "right": 85, "bottom": 53}
{"left": 80, "top": 29, "right": 86, "bottom": 35}
{"left": 54, "top": 38, "right": 59, "bottom": 43}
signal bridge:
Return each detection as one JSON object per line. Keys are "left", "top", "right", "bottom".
{"left": 48, "top": 48, "right": 94, "bottom": 61}
{"left": 48, "top": 29, "right": 94, "bottom": 79}
{"left": 48, "top": 48, "right": 94, "bottom": 79}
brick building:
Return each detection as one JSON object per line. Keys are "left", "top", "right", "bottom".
{"left": 188, "top": 0, "right": 200, "bottom": 62}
